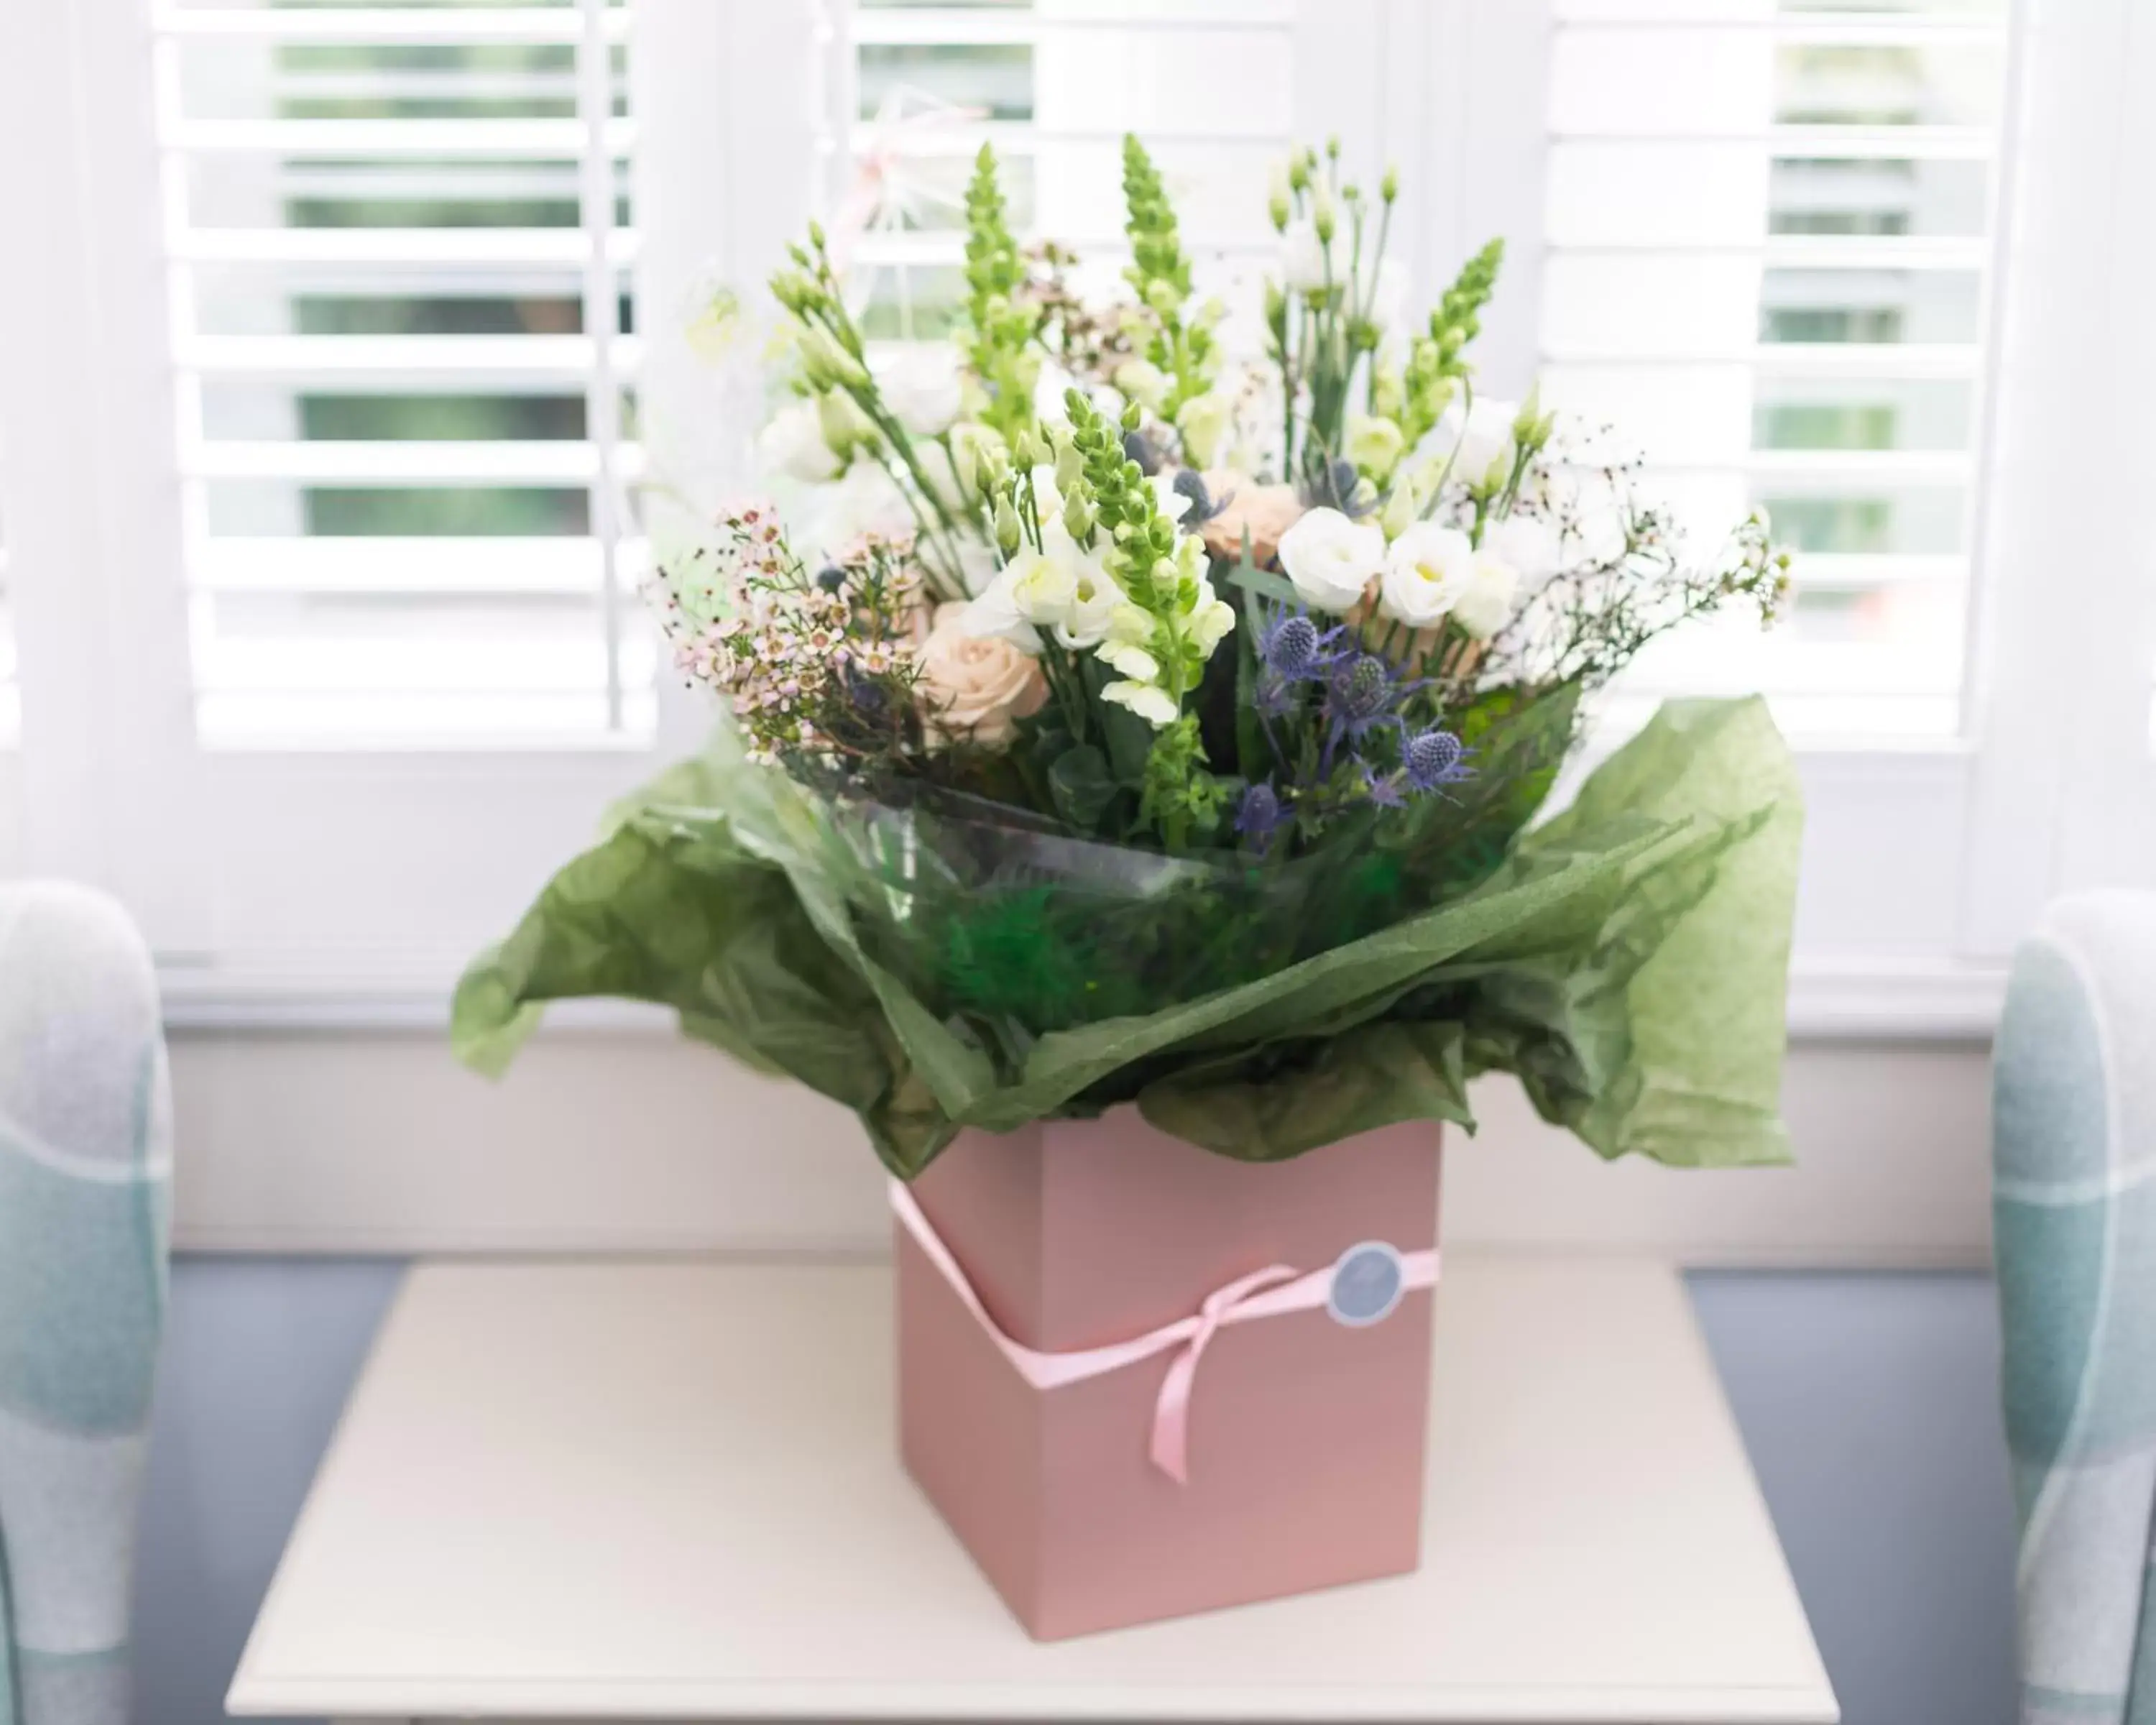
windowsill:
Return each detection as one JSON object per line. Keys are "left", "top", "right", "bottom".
{"left": 155, "top": 952, "right": 2007, "bottom": 1042}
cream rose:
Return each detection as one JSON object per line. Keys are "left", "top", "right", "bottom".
{"left": 919, "top": 602, "right": 1048, "bottom": 748}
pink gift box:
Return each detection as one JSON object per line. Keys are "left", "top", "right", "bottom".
{"left": 895, "top": 1108, "right": 1443, "bottom": 1640}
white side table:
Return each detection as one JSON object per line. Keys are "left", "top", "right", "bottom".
{"left": 228, "top": 1256, "right": 1836, "bottom": 1724}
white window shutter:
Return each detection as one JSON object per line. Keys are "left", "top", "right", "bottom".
{"left": 819, "top": 0, "right": 1297, "bottom": 345}
{"left": 152, "top": 0, "right": 651, "bottom": 748}
{"left": 1541, "top": 1, "right": 2012, "bottom": 743}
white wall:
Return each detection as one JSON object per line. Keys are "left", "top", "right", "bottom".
{"left": 169, "top": 1030, "right": 1994, "bottom": 1266}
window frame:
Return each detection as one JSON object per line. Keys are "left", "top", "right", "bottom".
{"left": 0, "top": 0, "right": 2143, "bottom": 1034}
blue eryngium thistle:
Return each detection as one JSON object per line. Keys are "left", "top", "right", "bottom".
{"left": 1256, "top": 606, "right": 1345, "bottom": 683}
{"left": 1403, "top": 726, "right": 1471, "bottom": 792}
{"left": 1235, "top": 781, "right": 1291, "bottom": 852}
{"left": 1329, "top": 653, "right": 1398, "bottom": 739}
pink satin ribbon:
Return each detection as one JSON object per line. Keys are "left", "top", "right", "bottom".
{"left": 890, "top": 1180, "right": 1439, "bottom": 1485}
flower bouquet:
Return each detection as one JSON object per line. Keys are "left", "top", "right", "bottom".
{"left": 454, "top": 138, "right": 1802, "bottom": 1638}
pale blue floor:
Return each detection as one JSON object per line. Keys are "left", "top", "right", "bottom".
{"left": 129, "top": 1262, "right": 2019, "bottom": 1725}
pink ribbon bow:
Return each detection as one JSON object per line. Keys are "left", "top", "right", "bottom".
{"left": 890, "top": 1180, "right": 1439, "bottom": 1485}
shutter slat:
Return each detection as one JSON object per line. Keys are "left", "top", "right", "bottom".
{"left": 190, "top": 536, "right": 650, "bottom": 597}
{"left": 152, "top": 4, "right": 631, "bottom": 45}
{"left": 178, "top": 335, "right": 642, "bottom": 386}
{"left": 1556, "top": 236, "right": 1990, "bottom": 269}
{"left": 849, "top": 6, "right": 1294, "bottom": 47}
{"left": 1547, "top": 0, "right": 2009, "bottom": 740}
{"left": 157, "top": 0, "right": 646, "bottom": 747}
{"left": 1547, "top": 342, "right": 1984, "bottom": 375}
{"left": 183, "top": 441, "right": 646, "bottom": 485}
{"left": 168, "top": 118, "right": 636, "bottom": 158}
{"left": 171, "top": 228, "right": 642, "bottom": 268}
{"left": 1549, "top": 124, "right": 1994, "bottom": 159}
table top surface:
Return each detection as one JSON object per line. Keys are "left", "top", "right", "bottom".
{"left": 228, "top": 1254, "right": 1835, "bottom": 1724}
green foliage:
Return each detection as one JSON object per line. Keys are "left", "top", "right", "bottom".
{"left": 453, "top": 701, "right": 1803, "bottom": 1176}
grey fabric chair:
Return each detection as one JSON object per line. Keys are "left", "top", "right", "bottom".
{"left": 0, "top": 883, "right": 172, "bottom": 1725}
{"left": 1994, "top": 890, "right": 2156, "bottom": 1725}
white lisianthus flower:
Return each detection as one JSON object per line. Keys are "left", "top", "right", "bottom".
{"left": 959, "top": 578, "right": 1043, "bottom": 653}
{"left": 1112, "top": 358, "right": 1170, "bottom": 414}
{"left": 875, "top": 341, "right": 967, "bottom": 436}
{"left": 760, "top": 398, "right": 842, "bottom": 483}
{"left": 1483, "top": 512, "right": 1561, "bottom": 593}
{"left": 1439, "top": 395, "right": 1519, "bottom": 491}
{"left": 1277, "top": 506, "right": 1384, "bottom": 613}
{"left": 1378, "top": 523, "right": 1473, "bottom": 627}
{"left": 1097, "top": 642, "right": 1161, "bottom": 682}
{"left": 1345, "top": 413, "right": 1406, "bottom": 482}
{"left": 1102, "top": 679, "right": 1179, "bottom": 728}
{"left": 1174, "top": 389, "right": 1235, "bottom": 469}
{"left": 1004, "top": 544, "right": 1079, "bottom": 625}
{"left": 1279, "top": 219, "right": 1339, "bottom": 295}
{"left": 1452, "top": 549, "right": 1521, "bottom": 639}
{"left": 1056, "top": 560, "right": 1124, "bottom": 650}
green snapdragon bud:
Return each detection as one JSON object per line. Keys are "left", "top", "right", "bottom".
{"left": 1512, "top": 382, "right": 1543, "bottom": 444}
{"left": 1063, "top": 492, "right": 1097, "bottom": 544}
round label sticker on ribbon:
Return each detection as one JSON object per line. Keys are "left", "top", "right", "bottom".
{"left": 1327, "top": 1241, "right": 1406, "bottom": 1328}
